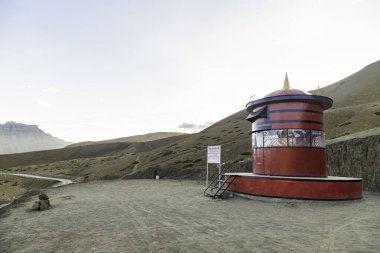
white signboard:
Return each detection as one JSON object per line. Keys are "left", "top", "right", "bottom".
{"left": 207, "top": 145, "right": 221, "bottom": 164}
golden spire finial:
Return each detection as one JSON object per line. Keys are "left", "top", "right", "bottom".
{"left": 283, "top": 74, "right": 290, "bottom": 89}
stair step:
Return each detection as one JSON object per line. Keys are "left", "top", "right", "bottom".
{"left": 214, "top": 179, "right": 233, "bottom": 183}
{"left": 204, "top": 174, "right": 236, "bottom": 199}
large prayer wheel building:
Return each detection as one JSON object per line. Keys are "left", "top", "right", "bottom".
{"left": 225, "top": 75, "right": 362, "bottom": 200}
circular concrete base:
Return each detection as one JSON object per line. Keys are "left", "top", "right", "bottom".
{"left": 225, "top": 173, "right": 362, "bottom": 201}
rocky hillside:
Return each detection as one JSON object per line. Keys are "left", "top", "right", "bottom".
{"left": 326, "top": 128, "right": 380, "bottom": 192}
{"left": 0, "top": 122, "right": 71, "bottom": 154}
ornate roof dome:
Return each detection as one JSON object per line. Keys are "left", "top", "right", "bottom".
{"left": 264, "top": 74, "right": 310, "bottom": 97}
{"left": 245, "top": 74, "right": 333, "bottom": 112}
{"left": 264, "top": 88, "right": 310, "bottom": 97}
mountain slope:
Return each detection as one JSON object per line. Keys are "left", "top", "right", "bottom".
{"left": 68, "top": 132, "right": 186, "bottom": 147}
{"left": 0, "top": 122, "right": 71, "bottom": 154}
{"left": 312, "top": 60, "right": 380, "bottom": 107}
{"left": 0, "top": 134, "right": 188, "bottom": 171}
{"left": 310, "top": 60, "right": 380, "bottom": 139}
{"left": 0, "top": 111, "right": 251, "bottom": 180}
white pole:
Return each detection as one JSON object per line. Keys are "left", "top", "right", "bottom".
{"left": 218, "top": 162, "right": 221, "bottom": 188}
{"left": 206, "top": 163, "right": 209, "bottom": 187}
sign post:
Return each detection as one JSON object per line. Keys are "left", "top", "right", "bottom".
{"left": 206, "top": 145, "right": 221, "bottom": 187}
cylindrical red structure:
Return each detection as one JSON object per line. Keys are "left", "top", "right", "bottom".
{"left": 225, "top": 82, "right": 363, "bottom": 200}
{"left": 246, "top": 88, "right": 332, "bottom": 177}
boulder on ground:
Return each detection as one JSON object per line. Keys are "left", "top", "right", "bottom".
{"left": 38, "top": 193, "right": 50, "bottom": 206}
{"left": 31, "top": 200, "right": 51, "bottom": 211}
{"left": 31, "top": 201, "right": 40, "bottom": 211}
{"left": 31, "top": 194, "right": 51, "bottom": 211}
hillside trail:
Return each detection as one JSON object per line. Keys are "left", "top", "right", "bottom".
{"left": 131, "top": 155, "right": 141, "bottom": 174}
{"left": 0, "top": 172, "right": 73, "bottom": 187}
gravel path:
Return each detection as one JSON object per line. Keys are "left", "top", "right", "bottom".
{"left": 0, "top": 172, "right": 73, "bottom": 187}
{"left": 0, "top": 180, "right": 379, "bottom": 253}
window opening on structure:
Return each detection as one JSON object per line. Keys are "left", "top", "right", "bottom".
{"left": 263, "top": 130, "right": 287, "bottom": 147}
{"left": 311, "top": 131, "right": 325, "bottom": 148}
{"left": 252, "top": 131, "right": 264, "bottom": 148}
{"left": 252, "top": 129, "right": 325, "bottom": 148}
{"left": 288, "top": 129, "right": 311, "bottom": 147}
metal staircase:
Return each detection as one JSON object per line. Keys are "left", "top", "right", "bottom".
{"left": 204, "top": 173, "right": 236, "bottom": 199}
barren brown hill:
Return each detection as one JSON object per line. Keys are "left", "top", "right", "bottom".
{"left": 310, "top": 60, "right": 380, "bottom": 139}
{"left": 0, "top": 134, "right": 188, "bottom": 175}
{"left": 68, "top": 132, "right": 186, "bottom": 148}
{"left": 0, "top": 111, "right": 250, "bottom": 180}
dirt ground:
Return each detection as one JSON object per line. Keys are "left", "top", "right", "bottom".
{"left": 0, "top": 180, "right": 379, "bottom": 253}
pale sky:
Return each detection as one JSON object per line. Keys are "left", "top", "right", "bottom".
{"left": 1, "top": 0, "right": 379, "bottom": 142}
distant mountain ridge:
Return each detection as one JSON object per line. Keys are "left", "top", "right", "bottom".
{"left": 0, "top": 122, "right": 71, "bottom": 154}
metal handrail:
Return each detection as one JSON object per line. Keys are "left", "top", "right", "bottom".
{"left": 204, "top": 171, "right": 222, "bottom": 195}
{"left": 212, "top": 176, "right": 236, "bottom": 198}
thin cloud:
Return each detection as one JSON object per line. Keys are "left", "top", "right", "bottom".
{"left": 178, "top": 123, "right": 197, "bottom": 129}
{"left": 18, "top": 84, "right": 33, "bottom": 90}
{"left": 178, "top": 122, "right": 213, "bottom": 131}
{"left": 38, "top": 100, "right": 51, "bottom": 108}
{"left": 43, "top": 86, "right": 58, "bottom": 92}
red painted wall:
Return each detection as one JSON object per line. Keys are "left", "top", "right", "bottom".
{"left": 253, "top": 148, "right": 327, "bottom": 177}
{"left": 228, "top": 177, "right": 362, "bottom": 200}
